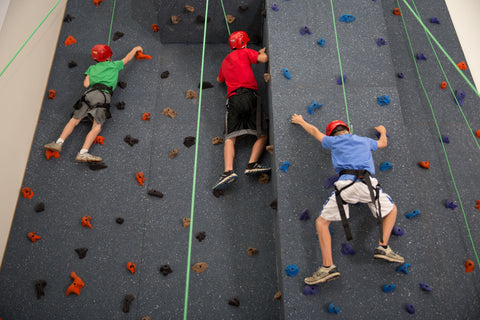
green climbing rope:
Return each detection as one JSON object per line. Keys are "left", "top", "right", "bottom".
{"left": 396, "top": 0, "right": 479, "bottom": 267}
{"left": 183, "top": 1, "right": 210, "bottom": 319}
{"left": 219, "top": 0, "right": 231, "bottom": 36}
{"left": 0, "top": 0, "right": 63, "bottom": 78}
{"left": 107, "top": 0, "right": 117, "bottom": 46}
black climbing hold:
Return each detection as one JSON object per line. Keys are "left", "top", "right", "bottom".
{"left": 228, "top": 297, "right": 240, "bottom": 307}
{"left": 35, "top": 279, "right": 47, "bottom": 300}
{"left": 68, "top": 60, "right": 77, "bottom": 68}
{"left": 198, "top": 81, "right": 213, "bottom": 89}
{"left": 196, "top": 231, "right": 206, "bottom": 242}
{"left": 63, "top": 14, "right": 75, "bottom": 23}
{"left": 160, "top": 71, "right": 170, "bottom": 79}
{"left": 212, "top": 189, "right": 224, "bottom": 198}
{"left": 75, "top": 247, "right": 88, "bottom": 259}
{"left": 34, "top": 202, "right": 45, "bottom": 213}
{"left": 196, "top": 15, "right": 211, "bottom": 23}
{"left": 299, "top": 208, "right": 310, "bottom": 221}
{"left": 397, "top": 72, "right": 404, "bottom": 79}
{"left": 123, "top": 294, "right": 135, "bottom": 313}
{"left": 113, "top": 31, "right": 124, "bottom": 41}
{"left": 89, "top": 162, "right": 108, "bottom": 170}
{"left": 270, "top": 198, "right": 277, "bottom": 210}
{"left": 116, "top": 101, "right": 125, "bottom": 110}
{"left": 118, "top": 81, "right": 127, "bottom": 89}
{"left": 239, "top": 5, "right": 248, "bottom": 12}
{"left": 116, "top": 217, "right": 124, "bottom": 224}
{"left": 160, "top": 264, "right": 173, "bottom": 276}
{"left": 124, "top": 135, "right": 139, "bottom": 147}
{"left": 183, "top": 136, "right": 196, "bottom": 148}
{"left": 147, "top": 189, "right": 163, "bottom": 198}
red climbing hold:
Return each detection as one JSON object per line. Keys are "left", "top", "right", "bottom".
{"left": 440, "top": 82, "right": 447, "bottom": 90}
{"left": 152, "top": 24, "right": 159, "bottom": 32}
{"left": 142, "top": 112, "right": 151, "bottom": 121}
{"left": 393, "top": 8, "right": 401, "bottom": 16}
{"left": 464, "top": 259, "right": 474, "bottom": 273}
{"left": 66, "top": 272, "right": 85, "bottom": 296}
{"left": 94, "top": 136, "right": 105, "bottom": 145}
{"left": 136, "top": 172, "right": 145, "bottom": 186}
{"left": 27, "top": 231, "right": 41, "bottom": 243}
{"left": 418, "top": 161, "right": 430, "bottom": 169}
{"left": 81, "top": 216, "right": 93, "bottom": 229}
{"left": 127, "top": 262, "right": 137, "bottom": 274}
{"left": 475, "top": 200, "right": 480, "bottom": 210}
{"left": 45, "top": 149, "right": 60, "bottom": 160}
{"left": 64, "top": 36, "right": 76, "bottom": 46}
{"left": 93, "top": 0, "right": 103, "bottom": 7}
{"left": 135, "top": 51, "right": 152, "bottom": 60}
{"left": 457, "top": 61, "right": 467, "bottom": 70}
{"left": 47, "top": 90, "right": 56, "bottom": 100}
{"left": 21, "top": 187, "right": 34, "bottom": 199}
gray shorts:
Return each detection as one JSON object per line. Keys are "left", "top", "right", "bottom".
{"left": 72, "top": 89, "right": 111, "bottom": 125}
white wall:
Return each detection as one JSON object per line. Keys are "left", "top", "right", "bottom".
{"left": 0, "top": 0, "right": 67, "bottom": 267}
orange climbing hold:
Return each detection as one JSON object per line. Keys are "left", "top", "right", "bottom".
{"left": 136, "top": 51, "right": 152, "bottom": 60}
{"left": 152, "top": 24, "right": 159, "bottom": 32}
{"left": 457, "top": 61, "right": 467, "bottom": 70}
{"left": 21, "top": 187, "right": 34, "bottom": 199}
{"left": 142, "top": 112, "right": 151, "bottom": 121}
{"left": 440, "top": 82, "right": 447, "bottom": 90}
{"left": 136, "top": 172, "right": 145, "bottom": 186}
{"left": 64, "top": 36, "right": 76, "bottom": 46}
{"left": 81, "top": 216, "right": 93, "bottom": 229}
{"left": 475, "top": 200, "right": 480, "bottom": 210}
{"left": 93, "top": 0, "right": 102, "bottom": 7}
{"left": 27, "top": 231, "right": 41, "bottom": 243}
{"left": 464, "top": 259, "right": 474, "bottom": 273}
{"left": 127, "top": 262, "right": 137, "bottom": 274}
{"left": 66, "top": 272, "right": 85, "bottom": 296}
{"left": 393, "top": 8, "right": 401, "bottom": 16}
{"left": 45, "top": 149, "right": 60, "bottom": 160}
{"left": 94, "top": 136, "right": 105, "bottom": 145}
{"left": 418, "top": 161, "right": 430, "bottom": 169}
{"left": 48, "top": 90, "right": 56, "bottom": 100}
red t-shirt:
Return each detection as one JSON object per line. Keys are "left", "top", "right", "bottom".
{"left": 218, "top": 48, "right": 259, "bottom": 98}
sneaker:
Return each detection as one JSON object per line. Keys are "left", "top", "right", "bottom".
{"left": 75, "top": 152, "right": 102, "bottom": 163}
{"left": 44, "top": 141, "right": 62, "bottom": 152}
{"left": 244, "top": 162, "right": 271, "bottom": 176}
{"left": 374, "top": 245, "right": 404, "bottom": 263}
{"left": 212, "top": 171, "right": 238, "bottom": 190}
{"left": 304, "top": 265, "right": 341, "bottom": 285}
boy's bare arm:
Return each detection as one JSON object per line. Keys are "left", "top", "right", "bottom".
{"left": 122, "top": 46, "right": 144, "bottom": 65}
{"left": 291, "top": 114, "right": 326, "bottom": 142}
{"left": 375, "top": 125, "right": 388, "bottom": 148}
{"left": 83, "top": 75, "right": 90, "bottom": 88}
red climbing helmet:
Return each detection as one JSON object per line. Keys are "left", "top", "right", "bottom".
{"left": 91, "top": 44, "right": 112, "bottom": 62}
{"left": 326, "top": 120, "right": 349, "bottom": 136}
{"left": 228, "top": 31, "right": 250, "bottom": 50}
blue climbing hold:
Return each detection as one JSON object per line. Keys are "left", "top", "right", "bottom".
{"left": 430, "top": 17, "right": 440, "bottom": 24}
{"left": 303, "top": 285, "right": 320, "bottom": 295}
{"left": 300, "top": 208, "right": 310, "bottom": 221}
{"left": 328, "top": 302, "right": 340, "bottom": 314}
{"left": 283, "top": 68, "right": 291, "bottom": 79}
{"left": 339, "top": 14, "right": 355, "bottom": 23}
{"left": 454, "top": 89, "right": 466, "bottom": 106}
{"left": 377, "top": 95, "right": 391, "bottom": 106}
{"left": 441, "top": 135, "right": 450, "bottom": 144}
{"left": 285, "top": 264, "right": 299, "bottom": 276}
{"left": 416, "top": 53, "right": 427, "bottom": 60}
{"left": 377, "top": 37, "right": 387, "bottom": 46}
{"left": 405, "top": 209, "right": 420, "bottom": 219}
{"left": 396, "top": 263, "right": 412, "bottom": 274}
{"left": 397, "top": 72, "right": 404, "bottom": 79}
{"left": 329, "top": 225, "right": 334, "bottom": 235}
{"left": 445, "top": 200, "right": 458, "bottom": 210}
{"left": 336, "top": 74, "right": 346, "bottom": 85}
{"left": 382, "top": 284, "right": 396, "bottom": 293}
{"left": 341, "top": 243, "right": 355, "bottom": 255}
{"left": 272, "top": 3, "right": 279, "bottom": 11}
{"left": 406, "top": 303, "right": 415, "bottom": 314}
{"left": 380, "top": 162, "right": 393, "bottom": 172}
{"left": 317, "top": 38, "right": 325, "bottom": 47}
{"left": 300, "top": 25, "right": 312, "bottom": 35}
{"left": 280, "top": 161, "right": 290, "bottom": 173}
{"left": 324, "top": 174, "right": 339, "bottom": 189}
{"left": 392, "top": 226, "right": 404, "bottom": 236}
{"left": 375, "top": 131, "right": 390, "bottom": 139}
{"left": 308, "top": 100, "right": 322, "bottom": 115}
{"left": 419, "top": 283, "right": 432, "bottom": 292}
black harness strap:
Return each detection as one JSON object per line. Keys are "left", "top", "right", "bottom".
{"left": 73, "top": 83, "right": 113, "bottom": 119}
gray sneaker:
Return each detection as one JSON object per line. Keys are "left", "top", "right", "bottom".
{"left": 244, "top": 162, "right": 271, "bottom": 176}
{"left": 304, "top": 265, "right": 341, "bottom": 285}
{"left": 75, "top": 152, "right": 102, "bottom": 163}
{"left": 374, "top": 245, "right": 404, "bottom": 263}
{"left": 44, "top": 141, "right": 62, "bottom": 152}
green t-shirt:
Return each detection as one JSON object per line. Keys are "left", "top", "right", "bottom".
{"left": 85, "top": 60, "right": 124, "bottom": 91}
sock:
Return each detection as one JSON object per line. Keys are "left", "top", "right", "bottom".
{"left": 56, "top": 138, "right": 64, "bottom": 144}
{"left": 79, "top": 149, "right": 88, "bottom": 155}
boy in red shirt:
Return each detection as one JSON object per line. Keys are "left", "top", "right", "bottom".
{"left": 213, "top": 31, "right": 270, "bottom": 190}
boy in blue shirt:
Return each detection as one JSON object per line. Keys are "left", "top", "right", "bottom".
{"left": 291, "top": 114, "right": 404, "bottom": 285}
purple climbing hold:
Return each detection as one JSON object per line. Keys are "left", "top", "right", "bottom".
{"left": 272, "top": 3, "right": 279, "bottom": 11}
{"left": 396, "top": 263, "right": 411, "bottom": 274}
{"left": 324, "top": 174, "right": 339, "bottom": 189}
{"left": 377, "top": 37, "right": 387, "bottom": 46}
{"left": 397, "top": 72, "right": 404, "bottom": 79}
{"left": 416, "top": 53, "right": 427, "bottom": 60}
{"left": 382, "top": 284, "right": 396, "bottom": 293}
{"left": 454, "top": 89, "right": 466, "bottom": 106}
{"left": 341, "top": 243, "right": 355, "bottom": 255}
{"left": 419, "top": 283, "right": 432, "bottom": 292}
{"left": 430, "top": 17, "right": 440, "bottom": 24}
{"left": 300, "top": 25, "right": 312, "bottom": 35}
{"left": 336, "top": 74, "right": 346, "bottom": 85}
{"left": 392, "top": 226, "right": 404, "bottom": 236}
{"left": 300, "top": 208, "right": 310, "bottom": 221}
{"left": 280, "top": 161, "right": 290, "bottom": 173}
{"left": 303, "top": 285, "right": 320, "bottom": 295}
{"left": 406, "top": 303, "right": 415, "bottom": 314}
{"left": 441, "top": 135, "right": 450, "bottom": 144}
{"left": 445, "top": 200, "right": 458, "bottom": 210}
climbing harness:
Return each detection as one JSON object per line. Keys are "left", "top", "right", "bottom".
{"left": 73, "top": 83, "right": 113, "bottom": 120}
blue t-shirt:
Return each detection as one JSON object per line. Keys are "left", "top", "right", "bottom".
{"left": 322, "top": 134, "right": 378, "bottom": 180}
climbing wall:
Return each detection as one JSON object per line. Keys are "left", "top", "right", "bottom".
{"left": 266, "top": 0, "right": 479, "bottom": 318}
{"left": 0, "top": 0, "right": 279, "bottom": 319}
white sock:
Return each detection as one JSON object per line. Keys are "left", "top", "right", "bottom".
{"left": 56, "top": 138, "right": 64, "bottom": 144}
{"left": 79, "top": 149, "right": 88, "bottom": 155}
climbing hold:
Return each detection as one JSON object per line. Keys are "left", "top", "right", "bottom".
{"left": 441, "top": 135, "right": 449, "bottom": 144}
{"left": 300, "top": 25, "right": 312, "bottom": 35}
{"left": 160, "top": 264, "right": 173, "bottom": 276}
{"left": 405, "top": 209, "right": 420, "bottom": 219}
{"left": 182, "top": 217, "right": 191, "bottom": 228}
{"left": 324, "top": 174, "right": 339, "bottom": 189}
{"left": 196, "top": 15, "right": 211, "bottom": 24}
{"left": 152, "top": 24, "right": 159, "bottom": 32}
{"left": 457, "top": 61, "right": 467, "bottom": 70}
{"left": 339, "top": 14, "right": 355, "bottom": 23}
{"left": 81, "top": 216, "right": 92, "bottom": 228}
{"left": 247, "top": 247, "right": 259, "bottom": 256}
{"left": 27, "top": 231, "right": 41, "bottom": 243}
{"left": 124, "top": 135, "right": 139, "bottom": 146}
{"left": 47, "top": 90, "right": 56, "bottom": 100}
{"left": 169, "top": 149, "right": 179, "bottom": 159}
{"left": 419, "top": 283, "right": 432, "bottom": 292}
{"left": 285, "top": 264, "right": 299, "bottom": 276}
{"left": 135, "top": 51, "right": 152, "bottom": 60}
{"left": 418, "top": 161, "right": 430, "bottom": 169}
{"left": 303, "top": 285, "right": 320, "bottom": 295}
{"left": 440, "top": 81, "right": 447, "bottom": 90}
{"left": 465, "top": 259, "right": 474, "bottom": 273}
{"left": 116, "top": 217, "right": 124, "bottom": 224}
{"left": 34, "top": 202, "right": 45, "bottom": 213}
{"left": 430, "top": 17, "right": 440, "bottom": 24}
{"left": 341, "top": 243, "right": 355, "bottom": 255}
{"left": 45, "top": 149, "right": 60, "bottom": 160}
{"left": 66, "top": 272, "right": 84, "bottom": 296}
{"left": 274, "top": 291, "right": 282, "bottom": 300}
{"left": 142, "top": 112, "right": 151, "bottom": 121}
{"left": 196, "top": 231, "right": 206, "bottom": 242}
{"left": 377, "top": 95, "right": 390, "bottom": 106}
{"left": 212, "top": 137, "right": 223, "bottom": 145}
{"left": 336, "top": 74, "right": 346, "bottom": 85}
{"left": 477, "top": 130, "right": 480, "bottom": 138}
{"left": 75, "top": 248, "right": 88, "bottom": 259}
{"left": 226, "top": 14, "right": 236, "bottom": 24}
{"left": 266, "top": 145, "right": 274, "bottom": 154}
{"left": 258, "top": 173, "right": 270, "bottom": 184}
{"left": 185, "top": 89, "right": 198, "bottom": 99}
{"left": 147, "top": 189, "right": 163, "bottom": 198}
{"left": 162, "top": 107, "right": 178, "bottom": 118}
{"left": 198, "top": 81, "right": 213, "bottom": 89}
{"left": 94, "top": 135, "right": 105, "bottom": 145}
{"left": 396, "top": 263, "right": 411, "bottom": 274}
{"left": 171, "top": 15, "right": 182, "bottom": 24}
{"left": 93, "top": 0, "right": 102, "bottom": 7}
{"left": 280, "top": 161, "right": 290, "bottom": 173}
{"left": 184, "top": 136, "right": 196, "bottom": 148}
{"left": 445, "top": 200, "right": 457, "bottom": 210}
{"left": 116, "top": 101, "right": 125, "bottom": 110}
{"left": 375, "top": 131, "right": 390, "bottom": 139}
{"left": 192, "top": 262, "right": 208, "bottom": 274}
{"left": 35, "top": 280, "right": 47, "bottom": 300}
{"left": 136, "top": 172, "right": 145, "bottom": 186}
{"left": 393, "top": 8, "right": 401, "bottom": 16}
{"left": 476, "top": 199, "right": 480, "bottom": 210}
{"left": 282, "top": 68, "right": 291, "bottom": 79}
{"left": 89, "top": 162, "right": 107, "bottom": 170}
{"left": 380, "top": 161, "right": 393, "bottom": 172}
{"left": 68, "top": 60, "right": 77, "bottom": 68}
{"left": 160, "top": 71, "right": 169, "bottom": 79}
{"left": 127, "top": 262, "right": 136, "bottom": 274}
{"left": 64, "top": 36, "right": 76, "bottom": 46}
{"left": 63, "top": 14, "right": 75, "bottom": 22}
{"left": 141, "top": 316, "right": 152, "bottom": 320}
{"left": 118, "top": 81, "right": 127, "bottom": 89}
{"left": 272, "top": 3, "right": 279, "bottom": 11}
{"left": 270, "top": 198, "right": 278, "bottom": 210}
{"left": 416, "top": 53, "right": 427, "bottom": 60}
{"left": 239, "top": 5, "right": 248, "bottom": 12}
{"left": 228, "top": 297, "right": 240, "bottom": 307}
{"left": 184, "top": 5, "right": 195, "bottom": 13}
{"left": 454, "top": 89, "right": 466, "bottom": 106}
{"left": 300, "top": 208, "right": 310, "bottom": 221}
{"left": 397, "top": 72, "right": 404, "bottom": 79}
{"left": 123, "top": 294, "right": 135, "bottom": 313}
{"left": 264, "top": 73, "right": 270, "bottom": 83}
{"left": 392, "top": 226, "right": 404, "bottom": 236}
{"left": 382, "top": 284, "right": 396, "bottom": 293}
{"left": 406, "top": 303, "right": 415, "bottom": 314}
{"left": 113, "top": 31, "right": 124, "bottom": 41}
{"left": 317, "top": 38, "right": 325, "bottom": 47}
{"left": 22, "top": 187, "right": 34, "bottom": 199}
{"left": 377, "top": 37, "right": 387, "bottom": 46}
{"left": 328, "top": 302, "right": 340, "bottom": 314}
{"left": 307, "top": 100, "right": 322, "bottom": 115}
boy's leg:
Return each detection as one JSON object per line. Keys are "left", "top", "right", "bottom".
{"left": 316, "top": 216, "right": 333, "bottom": 266}
{"left": 44, "top": 118, "right": 81, "bottom": 152}
{"left": 75, "top": 120, "right": 102, "bottom": 162}
{"left": 248, "top": 135, "right": 268, "bottom": 164}
{"left": 224, "top": 137, "right": 236, "bottom": 172}
{"left": 374, "top": 204, "right": 404, "bottom": 263}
